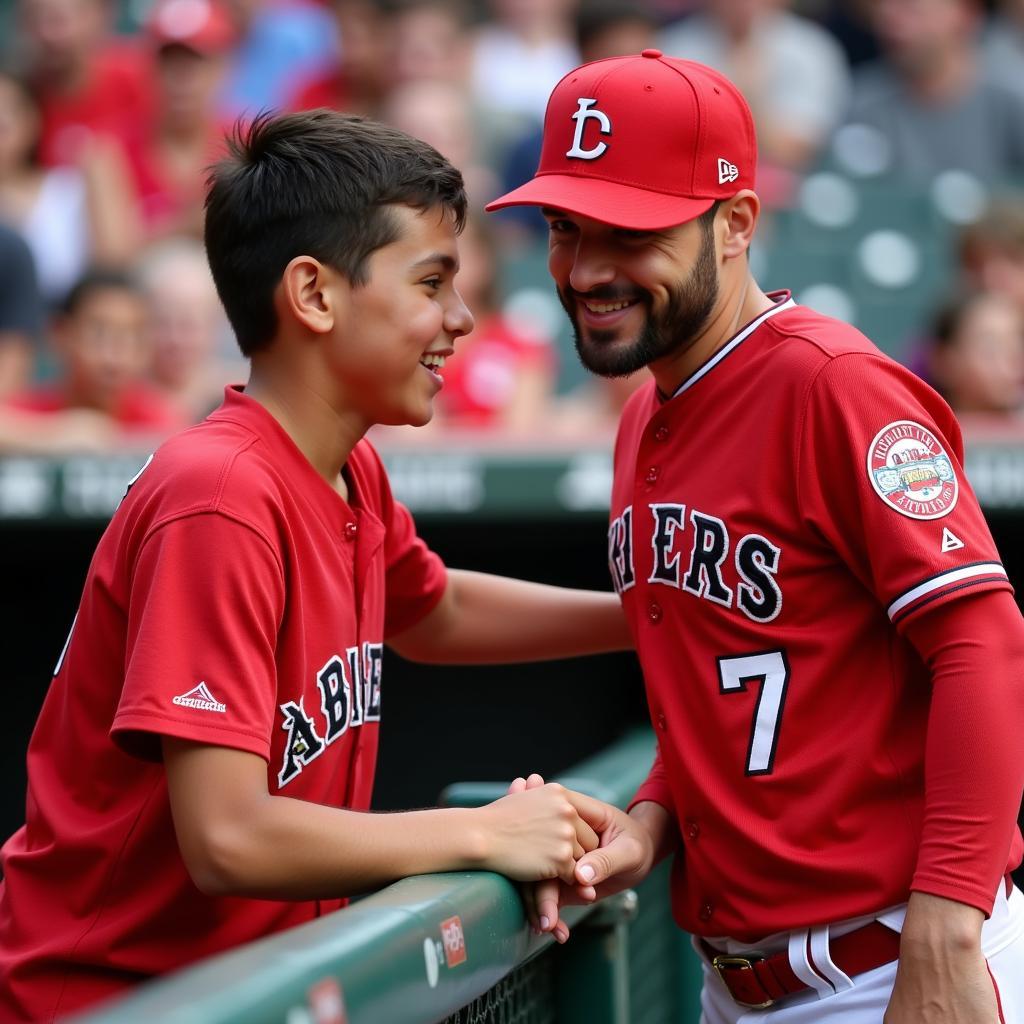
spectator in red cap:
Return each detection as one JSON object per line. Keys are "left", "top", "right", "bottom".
{"left": 129, "top": 0, "right": 235, "bottom": 239}
{"left": 488, "top": 50, "right": 1024, "bottom": 1023}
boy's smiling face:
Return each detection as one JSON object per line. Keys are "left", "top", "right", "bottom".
{"left": 330, "top": 204, "right": 473, "bottom": 428}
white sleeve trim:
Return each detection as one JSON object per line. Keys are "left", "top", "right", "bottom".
{"left": 887, "top": 562, "right": 1008, "bottom": 620}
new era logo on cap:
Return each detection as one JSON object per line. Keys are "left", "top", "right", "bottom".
{"left": 486, "top": 49, "right": 757, "bottom": 230}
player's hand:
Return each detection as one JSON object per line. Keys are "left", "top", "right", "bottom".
{"left": 508, "top": 774, "right": 575, "bottom": 943}
{"left": 511, "top": 775, "right": 658, "bottom": 944}
{"left": 474, "top": 782, "right": 598, "bottom": 885}
{"left": 883, "top": 893, "right": 998, "bottom": 1023}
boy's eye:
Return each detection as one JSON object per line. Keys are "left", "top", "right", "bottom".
{"left": 548, "top": 220, "right": 574, "bottom": 234}
{"left": 422, "top": 277, "right": 442, "bottom": 290}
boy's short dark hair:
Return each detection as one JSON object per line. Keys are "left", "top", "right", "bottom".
{"left": 204, "top": 110, "right": 468, "bottom": 356}
{"left": 61, "top": 267, "right": 143, "bottom": 317}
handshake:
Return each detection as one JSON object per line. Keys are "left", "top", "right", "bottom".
{"left": 471, "top": 773, "right": 664, "bottom": 945}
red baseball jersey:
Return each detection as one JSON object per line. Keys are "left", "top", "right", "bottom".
{"left": 0, "top": 386, "right": 446, "bottom": 1023}
{"left": 618, "top": 295, "right": 1021, "bottom": 941}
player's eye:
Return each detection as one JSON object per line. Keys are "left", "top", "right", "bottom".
{"left": 422, "top": 277, "right": 443, "bottom": 291}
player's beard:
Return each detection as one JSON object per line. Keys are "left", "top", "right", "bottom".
{"left": 557, "top": 218, "right": 720, "bottom": 379}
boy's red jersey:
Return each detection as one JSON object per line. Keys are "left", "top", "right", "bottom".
{"left": 0, "top": 387, "right": 446, "bottom": 1022}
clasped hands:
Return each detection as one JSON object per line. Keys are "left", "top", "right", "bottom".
{"left": 494, "top": 772, "right": 655, "bottom": 945}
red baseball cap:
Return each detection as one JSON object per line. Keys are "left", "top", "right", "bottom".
{"left": 486, "top": 50, "right": 757, "bottom": 230}
{"left": 149, "top": 0, "right": 236, "bottom": 56}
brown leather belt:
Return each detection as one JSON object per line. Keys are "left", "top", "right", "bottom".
{"left": 701, "top": 920, "right": 902, "bottom": 1009}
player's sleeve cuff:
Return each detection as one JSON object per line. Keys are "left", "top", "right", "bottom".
{"left": 909, "top": 872, "right": 1005, "bottom": 919}
{"left": 888, "top": 562, "right": 1011, "bottom": 627}
{"left": 627, "top": 780, "right": 677, "bottom": 818}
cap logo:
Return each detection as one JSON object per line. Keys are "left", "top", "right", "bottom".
{"left": 567, "top": 98, "right": 612, "bottom": 160}
{"left": 717, "top": 158, "right": 739, "bottom": 185}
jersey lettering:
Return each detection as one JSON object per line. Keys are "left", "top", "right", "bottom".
{"left": 364, "top": 643, "right": 383, "bottom": 722}
{"left": 735, "top": 535, "right": 783, "bottom": 622}
{"left": 281, "top": 642, "right": 384, "bottom": 787}
{"left": 625, "top": 502, "right": 784, "bottom": 620}
{"left": 683, "top": 511, "right": 733, "bottom": 607}
{"left": 648, "top": 503, "right": 686, "bottom": 586}
{"left": 278, "top": 698, "right": 326, "bottom": 786}
{"left": 608, "top": 505, "right": 636, "bottom": 594}
{"left": 317, "top": 656, "right": 352, "bottom": 742}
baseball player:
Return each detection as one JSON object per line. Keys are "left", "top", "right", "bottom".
{"left": 488, "top": 52, "right": 1024, "bottom": 1022}
{"left": 0, "top": 112, "right": 626, "bottom": 1023}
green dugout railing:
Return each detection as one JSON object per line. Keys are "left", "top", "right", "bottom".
{"left": 71, "top": 728, "right": 703, "bottom": 1024}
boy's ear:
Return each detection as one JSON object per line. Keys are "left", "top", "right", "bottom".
{"left": 279, "top": 256, "right": 346, "bottom": 335}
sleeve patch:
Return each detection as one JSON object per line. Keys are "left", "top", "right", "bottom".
{"left": 867, "top": 420, "right": 958, "bottom": 520}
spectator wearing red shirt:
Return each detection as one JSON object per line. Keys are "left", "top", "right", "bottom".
{"left": 18, "top": 0, "right": 155, "bottom": 169}
{"left": 5, "top": 267, "right": 187, "bottom": 440}
{"left": 129, "top": 0, "right": 236, "bottom": 239}
{"left": 435, "top": 216, "right": 555, "bottom": 431}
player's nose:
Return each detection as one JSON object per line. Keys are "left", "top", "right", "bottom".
{"left": 444, "top": 288, "right": 474, "bottom": 340}
{"left": 566, "top": 238, "right": 618, "bottom": 295}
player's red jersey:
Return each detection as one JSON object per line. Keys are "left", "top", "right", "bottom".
{"left": 0, "top": 386, "right": 446, "bottom": 1023}
{"left": 617, "top": 295, "right": 1021, "bottom": 941}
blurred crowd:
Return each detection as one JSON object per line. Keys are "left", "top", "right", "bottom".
{"left": 1, "top": 0, "right": 1024, "bottom": 455}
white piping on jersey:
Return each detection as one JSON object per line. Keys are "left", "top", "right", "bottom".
{"left": 887, "top": 562, "right": 1008, "bottom": 619}
{"left": 670, "top": 295, "right": 797, "bottom": 400}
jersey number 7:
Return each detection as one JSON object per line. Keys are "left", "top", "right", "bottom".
{"left": 717, "top": 650, "right": 790, "bottom": 776}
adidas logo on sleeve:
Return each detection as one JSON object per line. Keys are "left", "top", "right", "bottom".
{"left": 172, "top": 682, "right": 227, "bottom": 714}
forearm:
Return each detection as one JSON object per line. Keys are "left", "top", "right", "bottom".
{"left": 182, "top": 796, "right": 488, "bottom": 899}
{"left": 165, "top": 740, "right": 590, "bottom": 900}
{"left": 391, "top": 568, "right": 632, "bottom": 663}
{"left": 904, "top": 592, "right": 1024, "bottom": 911}
{"left": 886, "top": 891, "right": 995, "bottom": 1023}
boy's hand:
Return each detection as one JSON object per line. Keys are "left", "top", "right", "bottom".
{"left": 511, "top": 774, "right": 660, "bottom": 943}
{"left": 474, "top": 782, "right": 599, "bottom": 884}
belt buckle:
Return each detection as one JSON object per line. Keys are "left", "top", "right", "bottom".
{"left": 711, "top": 953, "right": 776, "bottom": 1010}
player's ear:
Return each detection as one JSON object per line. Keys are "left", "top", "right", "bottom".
{"left": 720, "top": 190, "right": 760, "bottom": 261}
{"left": 278, "top": 255, "right": 345, "bottom": 335}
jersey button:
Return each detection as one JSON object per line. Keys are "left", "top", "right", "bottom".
{"left": 654, "top": 426, "right": 669, "bottom": 442}
{"left": 685, "top": 819, "right": 700, "bottom": 840}
{"left": 698, "top": 902, "right": 714, "bottom": 922}
{"left": 344, "top": 521, "right": 358, "bottom": 541}
{"left": 645, "top": 466, "right": 659, "bottom": 485}
{"left": 656, "top": 712, "right": 667, "bottom": 731}
{"left": 648, "top": 602, "right": 662, "bottom": 623}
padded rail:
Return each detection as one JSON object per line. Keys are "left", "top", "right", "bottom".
{"left": 72, "top": 729, "right": 666, "bottom": 1024}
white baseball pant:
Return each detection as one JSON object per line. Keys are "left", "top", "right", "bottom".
{"left": 698, "top": 883, "right": 1024, "bottom": 1023}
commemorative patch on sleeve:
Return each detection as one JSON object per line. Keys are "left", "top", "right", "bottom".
{"left": 867, "top": 421, "right": 958, "bottom": 520}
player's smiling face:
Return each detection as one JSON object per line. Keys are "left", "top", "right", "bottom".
{"left": 543, "top": 207, "right": 720, "bottom": 379}
{"left": 332, "top": 204, "right": 473, "bottom": 428}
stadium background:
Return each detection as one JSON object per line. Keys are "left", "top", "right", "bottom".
{"left": 1, "top": 0, "right": 1024, "bottom": 1019}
